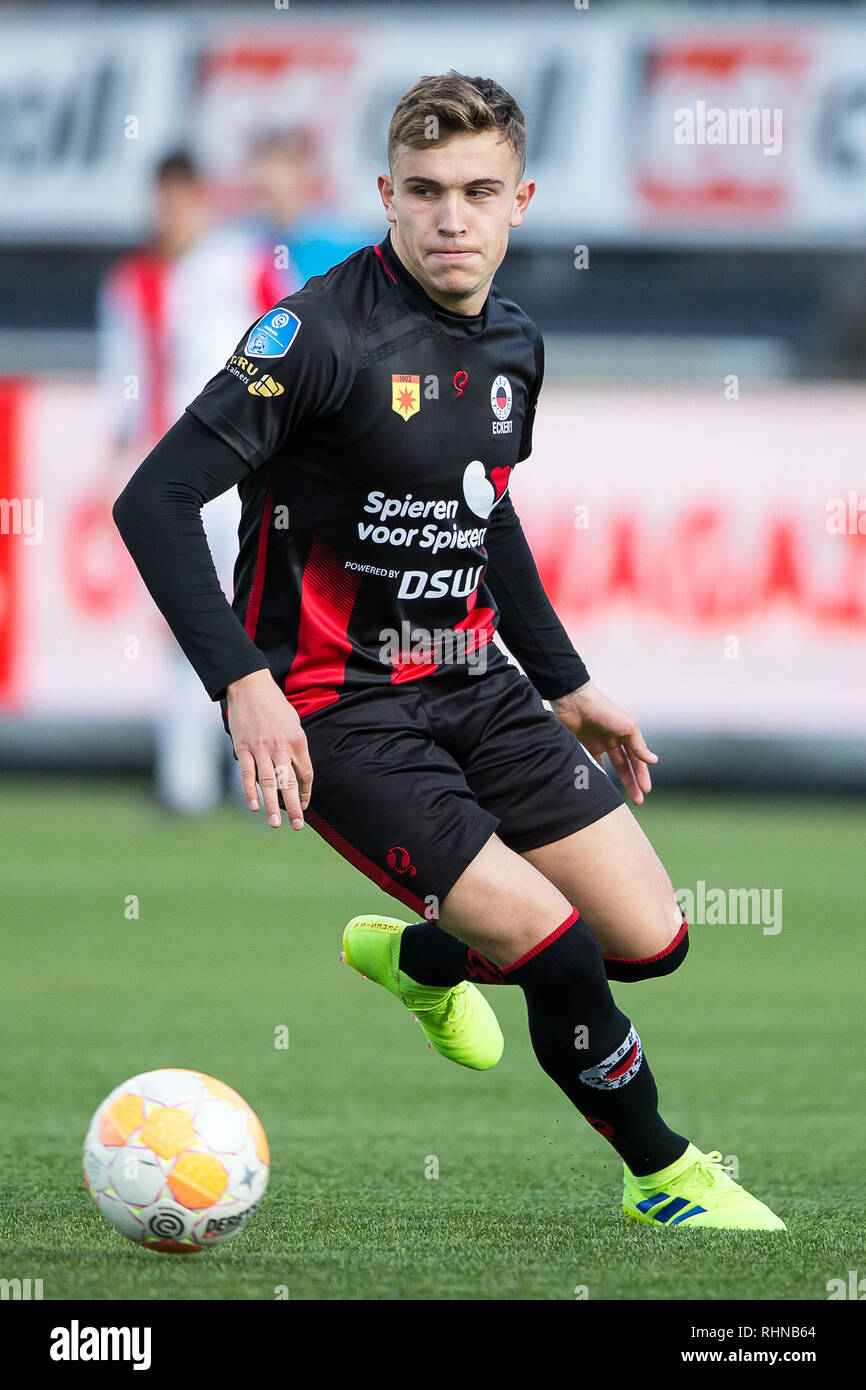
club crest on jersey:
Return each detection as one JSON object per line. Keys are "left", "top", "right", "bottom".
{"left": 392, "top": 374, "right": 420, "bottom": 421}
{"left": 491, "top": 375, "right": 512, "bottom": 419}
{"left": 245, "top": 307, "right": 301, "bottom": 358}
{"left": 462, "top": 459, "right": 510, "bottom": 520}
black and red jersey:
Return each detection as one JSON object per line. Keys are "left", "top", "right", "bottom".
{"left": 184, "top": 232, "right": 545, "bottom": 717}
{"left": 114, "top": 232, "right": 590, "bottom": 713}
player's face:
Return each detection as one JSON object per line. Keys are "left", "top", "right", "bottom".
{"left": 378, "top": 130, "right": 535, "bottom": 315}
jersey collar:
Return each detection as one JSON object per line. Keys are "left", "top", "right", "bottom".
{"left": 376, "top": 231, "right": 490, "bottom": 334}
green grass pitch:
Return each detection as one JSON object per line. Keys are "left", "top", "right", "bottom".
{"left": 0, "top": 775, "right": 862, "bottom": 1301}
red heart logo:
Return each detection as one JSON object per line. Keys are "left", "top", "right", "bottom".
{"left": 490, "top": 466, "right": 510, "bottom": 500}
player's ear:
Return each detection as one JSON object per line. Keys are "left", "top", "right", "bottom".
{"left": 378, "top": 172, "right": 397, "bottom": 223}
{"left": 509, "top": 179, "right": 535, "bottom": 229}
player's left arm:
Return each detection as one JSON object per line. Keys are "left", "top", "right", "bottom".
{"left": 484, "top": 495, "right": 658, "bottom": 806}
{"left": 487, "top": 323, "right": 658, "bottom": 803}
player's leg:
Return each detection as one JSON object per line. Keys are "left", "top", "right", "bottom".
{"left": 320, "top": 681, "right": 784, "bottom": 1227}
{"left": 434, "top": 830, "right": 690, "bottom": 1177}
{"left": 319, "top": 720, "right": 690, "bottom": 1180}
{"left": 433, "top": 827, "right": 784, "bottom": 1228}
{"left": 520, "top": 804, "right": 690, "bottom": 981}
{"left": 338, "top": 803, "right": 688, "bottom": 1177}
{"left": 301, "top": 685, "right": 508, "bottom": 1069}
{"left": 398, "top": 805, "right": 687, "bottom": 985}
{"left": 397, "top": 660, "right": 687, "bottom": 985}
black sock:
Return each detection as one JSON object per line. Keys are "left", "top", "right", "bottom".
{"left": 399, "top": 918, "right": 681, "bottom": 988}
{"left": 504, "top": 910, "right": 688, "bottom": 1175}
{"left": 399, "top": 921, "right": 509, "bottom": 985}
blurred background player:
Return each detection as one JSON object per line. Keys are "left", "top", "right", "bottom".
{"left": 99, "top": 151, "right": 297, "bottom": 814}
{"left": 245, "top": 128, "right": 369, "bottom": 285}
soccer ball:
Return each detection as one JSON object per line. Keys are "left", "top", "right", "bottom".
{"left": 83, "top": 1068, "right": 269, "bottom": 1253}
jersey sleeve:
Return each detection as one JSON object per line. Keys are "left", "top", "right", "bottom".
{"left": 486, "top": 492, "right": 590, "bottom": 700}
{"left": 517, "top": 327, "right": 544, "bottom": 464}
{"left": 185, "top": 294, "right": 356, "bottom": 468}
{"left": 113, "top": 412, "right": 271, "bottom": 702}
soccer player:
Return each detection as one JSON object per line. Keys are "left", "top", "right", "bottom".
{"left": 113, "top": 74, "right": 785, "bottom": 1231}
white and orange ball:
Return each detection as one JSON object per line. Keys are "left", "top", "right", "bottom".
{"left": 83, "top": 1068, "right": 269, "bottom": 1253}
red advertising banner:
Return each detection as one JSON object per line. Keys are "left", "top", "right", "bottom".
{"left": 1, "top": 377, "right": 864, "bottom": 737}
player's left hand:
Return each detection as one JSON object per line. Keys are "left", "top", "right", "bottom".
{"left": 550, "top": 681, "right": 659, "bottom": 806}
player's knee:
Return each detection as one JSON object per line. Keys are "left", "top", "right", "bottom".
{"left": 603, "top": 902, "right": 689, "bottom": 982}
{"left": 500, "top": 907, "right": 607, "bottom": 986}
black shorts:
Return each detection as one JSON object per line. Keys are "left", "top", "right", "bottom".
{"left": 240, "top": 649, "right": 622, "bottom": 919}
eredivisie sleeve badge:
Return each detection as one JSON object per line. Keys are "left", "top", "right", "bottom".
{"left": 246, "top": 308, "right": 302, "bottom": 358}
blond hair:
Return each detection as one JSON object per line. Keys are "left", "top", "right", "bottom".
{"left": 388, "top": 71, "right": 526, "bottom": 179}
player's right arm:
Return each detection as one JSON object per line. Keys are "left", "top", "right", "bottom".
{"left": 224, "top": 666, "right": 313, "bottom": 830}
{"left": 113, "top": 293, "right": 355, "bottom": 829}
{"left": 112, "top": 411, "right": 310, "bottom": 829}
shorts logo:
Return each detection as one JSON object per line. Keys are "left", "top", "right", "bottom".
{"left": 578, "top": 1025, "right": 643, "bottom": 1090}
{"left": 245, "top": 307, "right": 301, "bottom": 358}
{"left": 387, "top": 845, "right": 416, "bottom": 876}
{"left": 392, "top": 374, "right": 420, "bottom": 421}
{"left": 490, "top": 374, "right": 512, "bottom": 420}
{"left": 247, "top": 374, "right": 284, "bottom": 398}
{"left": 462, "top": 459, "right": 511, "bottom": 520}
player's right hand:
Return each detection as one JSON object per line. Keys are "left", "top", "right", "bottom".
{"left": 225, "top": 668, "right": 313, "bottom": 830}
